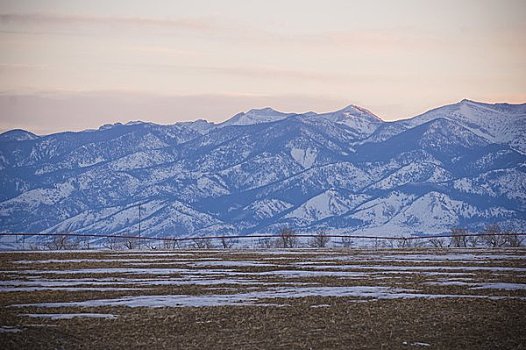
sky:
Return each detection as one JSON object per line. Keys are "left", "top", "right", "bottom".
{"left": 0, "top": 0, "right": 525, "bottom": 134}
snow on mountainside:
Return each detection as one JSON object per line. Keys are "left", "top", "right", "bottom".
{"left": 220, "top": 107, "right": 294, "bottom": 127}
{"left": 316, "top": 104, "right": 383, "bottom": 136}
{"left": 177, "top": 119, "right": 216, "bottom": 134}
{"left": 401, "top": 99, "right": 526, "bottom": 153}
{"left": 367, "top": 162, "right": 452, "bottom": 191}
{"left": 285, "top": 189, "right": 354, "bottom": 224}
{"left": 0, "top": 129, "right": 39, "bottom": 142}
{"left": 0, "top": 100, "right": 524, "bottom": 239}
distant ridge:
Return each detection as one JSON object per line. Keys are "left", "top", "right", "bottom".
{"left": 0, "top": 100, "right": 524, "bottom": 239}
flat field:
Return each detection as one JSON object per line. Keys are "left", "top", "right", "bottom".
{"left": 0, "top": 248, "right": 525, "bottom": 349}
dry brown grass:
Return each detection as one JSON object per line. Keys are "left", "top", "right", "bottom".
{"left": 0, "top": 248, "right": 525, "bottom": 349}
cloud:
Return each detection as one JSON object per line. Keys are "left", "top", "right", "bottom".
{"left": 124, "top": 60, "right": 409, "bottom": 84}
{"left": 307, "top": 30, "right": 440, "bottom": 50}
{"left": 0, "top": 12, "right": 218, "bottom": 33}
{"left": 125, "top": 45, "right": 199, "bottom": 57}
{"left": 2, "top": 11, "right": 514, "bottom": 59}
{"left": 139, "top": 63, "right": 350, "bottom": 83}
{"left": 0, "top": 63, "right": 46, "bottom": 70}
{"left": 0, "top": 12, "right": 441, "bottom": 52}
{"left": 196, "top": 65, "right": 340, "bottom": 81}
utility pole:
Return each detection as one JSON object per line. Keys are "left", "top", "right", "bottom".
{"left": 138, "top": 204, "right": 142, "bottom": 249}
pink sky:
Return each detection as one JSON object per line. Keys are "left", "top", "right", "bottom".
{"left": 0, "top": 0, "right": 525, "bottom": 134}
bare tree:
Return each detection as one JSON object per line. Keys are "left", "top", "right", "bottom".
{"left": 429, "top": 237, "right": 446, "bottom": 249}
{"left": 467, "top": 234, "right": 482, "bottom": 248}
{"left": 257, "top": 238, "right": 273, "bottom": 249}
{"left": 29, "top": 243, "right": 42, "bottom": 251}
{"left": 309, "top": 231, "right": 330, "bottom": 248}
{"left": 13, "top": 234, "right": 22, "bottom": 250}
{"left": 414, "top": 238, "right": 428, "bottom": 248}
{"left": 171, "top": 239, "right": 186, "bottom": 249}
{"left": 482, "top": 224, "right": 506, "bottom": 248}
{"left": 193, "top": 237, "right": 214, "bottom": 249}
{"left": 162, "top": 238, "right": 180, "bottom": 250}
{"left": 341, "top": 236, "right": 354, "bottom": 248}
{"left": 220, "top": 236, "right": 236, "bottom": 249}
{"left": 104, "top": 236, "right": 120, "bottom": 250}
{"left": 381, "top": 239, "right": 396, "bottom": 249}
{"left": 204, "top": 237, "right": 215, "bottom": 248}
{"left": 192, "top": 238, "right": 206, "bottom": 249}
{"left": 125, "top": 239, "right": 138, "bottom": 250}
{"left": 47, "top": 235, "right": 71, "bottom": 250}
{"left": 394, "top": 236, "right": 412, "bottom": 248}
{"left": 77, "top": 235, "right": 91, "bottom": 250}
{"left": 504, "top": 231, "right": 524, "bottom": 247}
{"left": 278, "top": 228, "right": 298, "bottom": 248}
{"left": 450, "top": 228, "right": 468, "bottom": 248}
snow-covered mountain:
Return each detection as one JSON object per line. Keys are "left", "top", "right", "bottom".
{"left": 317, "top": 104, "right": 383, "bottom": 136}
{"left": 0, "top": 100, "right": 524, "bottom": 238}
{"left": 0, "top": 129, "right": 39, "bottom": 143}
{"left": 219, "top": 107, "right": 294, "bottom": 127}
{"left": 399, "top": 99, "right": 526, "bottom": 153}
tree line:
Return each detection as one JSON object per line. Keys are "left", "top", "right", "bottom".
{"left": 7, "top": 224, "right": 524, "bottom": 250}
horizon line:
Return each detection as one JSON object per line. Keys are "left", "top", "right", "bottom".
{"left": 1, "top": 98, "right": 525, "bottom": 137}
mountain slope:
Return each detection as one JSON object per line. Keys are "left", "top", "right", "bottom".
{"left": 401, "top": 99, "right": 526, "bottom": 153}
{"left": 0, "top": 100, "right": 524, "bottom": 238}
{"left": 220, "top": 107, "right": 294, "bottom": 127}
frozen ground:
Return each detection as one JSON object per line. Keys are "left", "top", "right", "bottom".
{"left": 0, "top": 248, "right": 525, "bottom": 349}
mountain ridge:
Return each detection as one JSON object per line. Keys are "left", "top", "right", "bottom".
{"left": 0, "top": 99, "right": 524, "bottom": 240}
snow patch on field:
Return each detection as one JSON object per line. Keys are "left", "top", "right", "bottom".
{"left": 14, "top": 258, "right": 190, "bottom": 264}
{"left": 320, "top": 253, "right": 526, "bottom": 262}
{"left": 12, "top": 285, "right": 525, "bottom": 309}
{"left": 291, "top": 263, "right": 526, "bottom": 273}
{"left": 473, "top": 283, "right": 526, "bottom": 291}
{"left": 1, "top": 267, "right": 235, "bottom": 276}
{"left": 21, "top": 313, "right": 117, "bottom": 320}
{"left": 0, "top": 286, "right": 139, "bottom": 292}
{"left": 189, "top": 260, "right": 276, "bottom": 267}
{"left": 259, "top": 270, "right": 368, "bottom": 278}
{"left": 11, "top": 286, "right": 410, "bottom": 308}
{"left": 0, "top": 326, "right": 23, "bottom": 333}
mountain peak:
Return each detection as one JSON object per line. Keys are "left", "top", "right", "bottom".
{"left": 125, "top": 120, "right": 149, "bottom": 126}
{"left": 247, "top": 107, "right": 282, "bottom": 114}
{"left": 405, "top": 99, "right": 526, "bottom": 153}
{"left": 0, "top": 129, "right": 39, "bottom": 142}
{"left": 0, "top": 100, "right": 523, "bottom": 239}
{"left": 314, "top": 103, "right": 383, "bottom": 135}
{"left": 221, "top": 107, "right": 293, "bottom": 127}
{"left": 178, "top": 119, "right": 216, "bottom": 134}
{"left": 458, "top": 99, "right": 526, "bottom": 114}
{"left": 337, "top": 104, "right": 382, "bottom": 121}
{"left": 98, "top": 122, "right": 124, "bottom": 131}
{"left": 340, "top": 103, "right": 368, "bottom": 112}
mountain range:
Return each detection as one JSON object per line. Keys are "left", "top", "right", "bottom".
{"left": 0, "top": 99, "right": 525, "bottom": 239}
